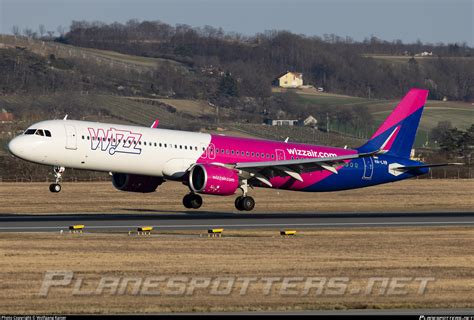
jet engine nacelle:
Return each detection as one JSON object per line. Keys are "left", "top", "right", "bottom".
{"left": 189, "top": 164, "right": 239, "bottom": 196}
{"left": 112, "top": 173, "right": 164, "bottom": 193}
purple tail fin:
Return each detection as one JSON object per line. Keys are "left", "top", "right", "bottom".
{"left": 358, "top": 88, "right": 429, "bottom": 158}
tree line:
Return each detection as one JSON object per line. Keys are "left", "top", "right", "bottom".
{"left": 57, "top": 20, "right": 473, "bottom": 101}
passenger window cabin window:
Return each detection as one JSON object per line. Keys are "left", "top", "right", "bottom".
{"left": 154, "top": 143, "right": 157, "bottom": 147}
{"left": 159, "top": 143, "right": 162, "bottom": 147}
{"left": 271, "top": 154, "right": 275, "bottom": 159}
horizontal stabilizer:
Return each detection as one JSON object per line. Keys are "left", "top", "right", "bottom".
{"left": 393, "top": 163, "right": 463, "bottom": 171}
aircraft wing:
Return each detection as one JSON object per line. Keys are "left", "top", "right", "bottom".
{"left": 230, "top": 151, "right": 377, "bottom": 187}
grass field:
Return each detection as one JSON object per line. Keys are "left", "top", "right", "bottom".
{"left": 362, "top": 54, "right": 474, "bottom": 65}
{"left": 0, "top": 227, "right": 472, "bottom": 313}
{"left": 0, "top": 179, "right": 472, "bottom": 313}
{"left": 294, "top": 91, "right": 473, "bottom": 131}
{"left": 0, "top": 179, "right": 472, "bottom": 214}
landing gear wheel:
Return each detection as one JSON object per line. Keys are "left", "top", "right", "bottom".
{"left": 50, "top": 166, "right": 65, "bottom": 192}
{"left": 235, "top": 196, "right": 244, "bottom": 211}
{"left": 183, "top": 194, "right": 202, "bottom": 209}
{"left": 241, "top": 196, "right": 255, "bottom": 211}
{"left": 183, "top": 194, "right": 193, "bottom": 208}
{"left": 49, "top": 183, "right": 61, "bottom": 193}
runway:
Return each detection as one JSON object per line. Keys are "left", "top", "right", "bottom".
{"left": 0, "top": 211, "right": 473, "bottom": 232}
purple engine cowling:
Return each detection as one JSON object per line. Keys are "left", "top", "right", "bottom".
{"left": 112, "top": 173, "right": 164, "bottom": 193}
{"left": 189, "top": 164, "right": 239, "bottom": 196}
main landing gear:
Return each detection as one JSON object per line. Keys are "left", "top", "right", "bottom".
{"left": 234, "top": 179, "right": 255, "bottom": 211}
{"left": 49, "top": 166, "right": 65, "bottom": 193}
{"left": 234, "top": 195, "right": 255, "bottom": 211}
{"left": 181, "top": 179, "right": 256, "bottom": 211}
{"left": 183, "top": 193, "right": 203, "bottom": 209}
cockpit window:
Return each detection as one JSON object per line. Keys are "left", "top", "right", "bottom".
{"left": 24, "top": 129, "right": 52, "bottom": 137}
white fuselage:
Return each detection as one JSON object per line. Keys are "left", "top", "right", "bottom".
{"left": 8, "top": 120, "right": 211, "bottom": 179}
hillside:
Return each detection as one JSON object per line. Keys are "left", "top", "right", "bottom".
{"left": 275, "top": 88, "right": 473, "bottom": 147}
{"left": 0, "top": 34, "right": 184, "bottom": 73}
{"left": 0, "top": 94, "right": 202, "bottom": 129}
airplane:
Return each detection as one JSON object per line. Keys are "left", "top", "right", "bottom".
{"left": 7, "top": 88, "right": 461, "bottom": 211}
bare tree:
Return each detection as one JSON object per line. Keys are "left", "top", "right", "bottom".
{"left": 38, "top": 24, "right": 46, "bottom": 38}
{"left": 23, "top": 27, "right": 35, "bottom": 39}
{"left": 11, "top": 25, "right": 20, "bottom": 37}
{"left": 57, "top": 25, "right": 66, "bottom": 36}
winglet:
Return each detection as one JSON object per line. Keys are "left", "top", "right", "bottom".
{"left": 151, "top": 119, "right": 159, "bottom": 128}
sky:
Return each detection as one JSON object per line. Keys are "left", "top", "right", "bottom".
{"left": 0, "top": 0, "right": 472, "bottom": 45}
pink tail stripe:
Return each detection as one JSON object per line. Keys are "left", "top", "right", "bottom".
{"left": 371, "top": 88, "right": 428, "bottom": 139}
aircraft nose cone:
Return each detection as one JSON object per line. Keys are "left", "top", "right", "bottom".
{"left": 8, "top": 137, "right": 23, "bottom": 157}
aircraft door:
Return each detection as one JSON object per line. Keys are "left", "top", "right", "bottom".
{"left": 207, "top": 143, "right": 216, "bottom": 160}
{"left": 362, "top": 157, "right": 374, "bottom": 180}
{"left": 275, "top": 149, "right": 285, "bottom": 161}
{"left": 65, "top": 124, "right": 77, "bottom": 150}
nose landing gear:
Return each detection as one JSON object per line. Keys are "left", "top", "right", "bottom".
{"left": 49, "top": 166, "right": 65, "bottom": 193}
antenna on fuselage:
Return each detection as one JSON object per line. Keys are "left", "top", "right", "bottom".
{"left": 284, "top": 137, "right": 289, "bottom": 143}
{"left": 63, "top": 114, "right": 68, "bottom": 120}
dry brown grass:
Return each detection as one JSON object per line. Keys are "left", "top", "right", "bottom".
{"left": 0, "top": 227, "right": 472, "bottom": 313}
{"left": 0, "top": 179, "right": 472, "bottom": 214}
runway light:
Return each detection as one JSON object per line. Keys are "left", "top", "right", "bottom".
{"left": 280, "top": 230, "right": 297, "bottom": 237}
{"left": 69, "top": 225, "right": 85, "bottom": 233}
{"left": 137, "top": 226, "right": 153, "bottom": 235}
{"left": 208, "top": 228, "right": 224, "bottom": 238}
